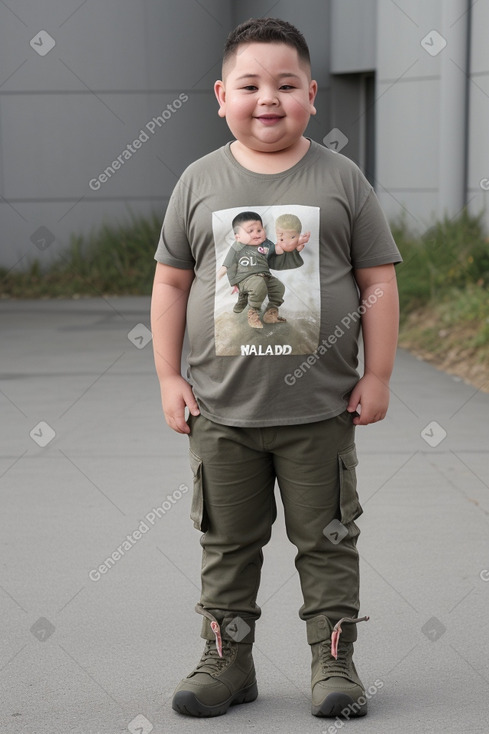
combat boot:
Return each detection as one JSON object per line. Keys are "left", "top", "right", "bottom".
{"left": 247, "top": 308, "right": 263, "bottom": 328}
{"left": 263, "top": 306, "right": 286, "bottom": 323}
{"left": 308, "top": 614, "right": 369, "bottom": 718}
{"left": 172, "top": 638, "right": 257, "bottom": 717}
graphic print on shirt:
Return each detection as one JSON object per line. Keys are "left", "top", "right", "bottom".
{"left": 213, "top": 205, "right": 320, "bottom": 356}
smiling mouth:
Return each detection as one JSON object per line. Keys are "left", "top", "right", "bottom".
{"left": 256, "top": 115, "right": 284, "bottom": 124}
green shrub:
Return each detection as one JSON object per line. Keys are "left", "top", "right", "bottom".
{"left": 394, "top": 210, "right": 489, "bottom": 320}
{"left": 0, "top": 212, "right": 162, "bottom": 298}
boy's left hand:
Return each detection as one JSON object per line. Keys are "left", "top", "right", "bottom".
{"left": 346, "top": 373, "right": 390, "bottom": 425}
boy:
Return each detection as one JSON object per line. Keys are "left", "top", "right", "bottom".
{"left": 217, "top": 210, "right": 307, "bottom": 327}
{"left": 151, "top": 17, "right": 401, "bottom": 719}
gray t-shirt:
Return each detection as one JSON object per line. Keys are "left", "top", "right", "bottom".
{"left": 155, "top": 140, "right": 402, "bottom": 427}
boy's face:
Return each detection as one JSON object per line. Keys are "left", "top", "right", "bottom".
{"left": 235, "top": 220, "right": 266, "bottom": 246}
{"left": 215, "top": 42, "right": 317, "bottom": 155}
{"left": 276, "top": 227, "right": 300, "bottom": 252}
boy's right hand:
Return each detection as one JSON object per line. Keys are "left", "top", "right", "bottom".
{"left": 160, "top": 374, "right": 200, "bottom": 434}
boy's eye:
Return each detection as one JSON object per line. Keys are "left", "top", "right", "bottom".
{"left": 280, "top": 85, "right": 295, "bottom": 90}
{"left": 242, "top": 85, "right": 258, "bottom": 91}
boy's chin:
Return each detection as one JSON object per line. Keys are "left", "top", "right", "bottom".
{"left": 244, "top": 136, "right": 303, "bottom": 154}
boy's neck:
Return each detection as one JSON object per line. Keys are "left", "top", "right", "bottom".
{"left": 229, "top": 137, "right": 311, "bottom": 174}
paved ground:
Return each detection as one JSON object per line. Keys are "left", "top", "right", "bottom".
{"left": 1, "top": 296, "right": 488, "bottom": 734}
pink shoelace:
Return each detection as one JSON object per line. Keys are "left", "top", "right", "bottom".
{"left": 196, "top": 605, "right": 224, "bottom": 657}
{"left": 330, "top": 616, "right": 370, "bottom": 659}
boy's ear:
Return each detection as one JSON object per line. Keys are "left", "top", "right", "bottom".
{"left": 309, "top": 79, "right": 318, "bottom": 116}
{"left": 214, "top": 80, "right": 227, "bottom": 118}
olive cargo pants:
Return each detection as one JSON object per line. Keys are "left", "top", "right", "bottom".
{"left": 238, "top": 272, "right": 285, "bottom": 310}
{"left": 187, "top": 411, "right": 363, "bottom": 645}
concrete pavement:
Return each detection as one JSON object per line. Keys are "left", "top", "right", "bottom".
{"left": 1, "top": 297, "right": 488, "bottom": 734}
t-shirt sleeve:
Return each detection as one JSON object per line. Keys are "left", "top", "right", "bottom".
{"left": 222, "top": 246, "right": 237, "bottom": 270}
{"left": 154, "top": 181, "right": 195, "bottom": 269}
{"left": 350, "top": 189, "right": 402, "bottom": 268}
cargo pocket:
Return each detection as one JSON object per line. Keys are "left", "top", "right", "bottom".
{"left": 338, "top": 445, "right": 363, "bottom": 525}
{"left": 189, "top": 449, "right": 208, "bottom": 532}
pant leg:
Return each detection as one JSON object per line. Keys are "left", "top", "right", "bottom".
{"left": 264, "top": 274, "right": 285, "bottom": 309}
{"left": 239, "top": 274, "right": 268, "bottom": 310}
{"left": 272, "top": 411, "right": 362, "bottom": 642}
{"left": 187, "top": 414, "right": 277, "bottom": 642}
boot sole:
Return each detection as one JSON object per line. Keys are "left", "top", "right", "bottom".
{"left": 312, "top": 692, "right": 368, "bottom": 718}
{"left": 172, "top": 680, "right": 258, "bottom": 717}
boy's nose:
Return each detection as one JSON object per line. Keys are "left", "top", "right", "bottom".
{"left": 257, "top": 88, "right": 279, "bottom": 105}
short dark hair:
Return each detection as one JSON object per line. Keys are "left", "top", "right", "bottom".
{"left": 222, "top": 17, "right": 311, "bottom": 73}
{"left": 232, "top": 211, "right": 263, "bottom": 232}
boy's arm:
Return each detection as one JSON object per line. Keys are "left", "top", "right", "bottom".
{"left": 347, "top": 263, "right": 399, "bottom": 426}
{"left": 150, "top": 262, "right": 200, "bottom": 434}
{"left": 222, "top": 246, "right": 239, "bottom": 283}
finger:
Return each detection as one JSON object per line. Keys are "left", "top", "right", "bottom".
{"left": 167, "top": 411, "right": 190, "bottom": 434}
{"left": 183, "top": 388, "right": 200, "bottom": 417}
{"left": 346, "top": 398, "right": 359, "bottom": 413}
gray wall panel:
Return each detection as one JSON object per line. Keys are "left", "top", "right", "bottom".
{"left": 376, "top": 0, "right": 444, "bottom": 82}
{"left": 330, "top": 0, "right": 376, "bottom": 73}
{"left": 375, "top": 78, "right": 440, "bottom": 191}
{"left": 467, "top": 1, "right": 489, "bottom": 228}
{"left": 0, "top": 1, "right": 147, "bottom": 93}
{"left": 470, "top": 0, "right": 489, "bottom": 75}
{"left": 467, "top": 74, "right": 489, "bottom": 204}
{"left": 2, "top": 94, "right": 152, "bottom": 200}
{"left": 145, "top": 0, "right": 232, "bottom": 90}
{"left": 0, "top": 1, "right": 233, "bottom": 269}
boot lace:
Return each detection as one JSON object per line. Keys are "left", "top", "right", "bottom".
{"left": 319, "top": 641, "right": 352, "bottom": 678}
{"left": 196, "top": 639, "right": 236, "bottom": 675}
